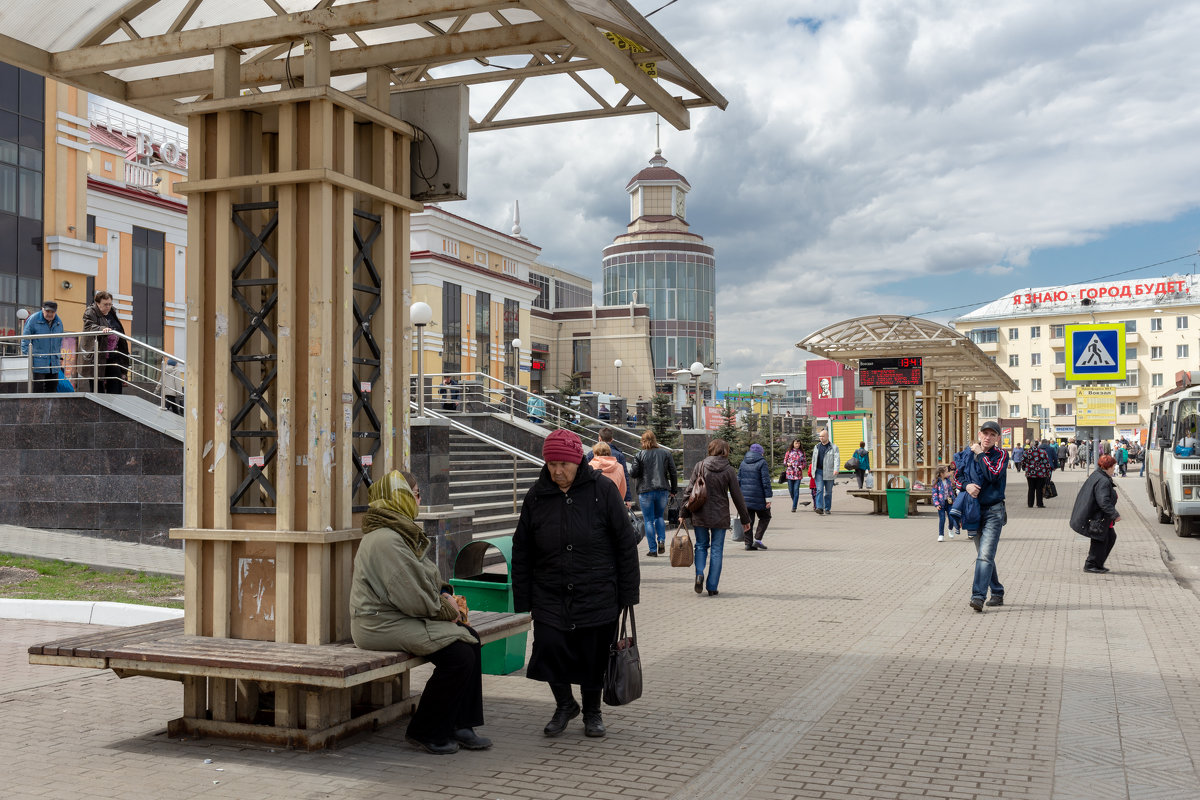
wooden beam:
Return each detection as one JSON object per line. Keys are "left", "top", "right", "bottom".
{"left": 520, "top": 0, "right": 689, "bottom": 130}
{"left": 125, "top": 21, "right": 566, "bottom": 102}
{"left": 53, "top": 0, "right": 510, "bottom": 76}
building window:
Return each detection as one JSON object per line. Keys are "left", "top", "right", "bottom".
{"left": 1126, "top": 347, "right": 1137, "bottom": 361}
{"left": 1008, "top": 328, "right": 1019, "bottom": 340}
{"left": 554, "top": 278, "right": 591, "bottom": 309}
{"left": 529, "top": 272, "right": 550, "bottom": 310}
{"left": 1031, "top": 378, "right": 1042, "bottom": 391}
{"left": 1055, "top": 376, "right": 1067, "bottom": 390}
{"left": 969, "top": 328, "right": 998, "bottom": 344}
{"left": 1030, "top": 326, "right": 1041, "bottom": 338}
{"left": 572, "top": 337, "right": 591, "bottom": 376}
{"left": 1152, "top": 373, "right": 1164, "bottom": 387}
{"left": 1050, "top": 324, "right": 1066, "bottom": 338}
{"left": 1055, "top": 351, "right": 1066, "bottom": 365}
{"left": 979, "top": 402, "right": 998, "bottom": 418}
{"left": 1179, "top": 344, "right": 1190, "bottom": 359}
{"left": 1031, "top": 353, "right": 1041, "bottom": 366}
{"left": 503, "top": 299, "right": 519, "bottom": 385}
{"left": 442, "top": 282, "right": 461, "bottom": 373}
{"left": 1124, "top": 319, "right": 1136, "bottom": 332}
{"left": 1151, "top": 317, "right": 1162, "bottom": 331}
{"left": 1009, "top": 405, "right": 1020, "bottom": 416}
{"left": 475, "top": 291, "right": 491, "bottom": 377}
{"left": 1178, "top": 316, "right": 1189, "bottom": 330}
{"left": 1012, "top": 379, "right": 1020, "bottom": 390}
{"left": 131, "top": 226, "right": 165, "bottom": 350}
{"left": 1152, "top": 346, "right": 1163, "bottom": 360}
{"left": 1032, "top": 404, "right": 1044, "bottom": 418}
{"left": 1120, "top": 401, "right": 1138, "bottom": 415}
{"left": 1008, "top": 354, "right": 1019, "bottom": 367}
{"left": 1055, "top": 403, "right": 1073, "bottom": 416}
{"left": 0, "top": 63, "right": 44, "bottom": 340}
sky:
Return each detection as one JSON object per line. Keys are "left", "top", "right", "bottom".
{"left": 444, "top": 0, "right": 1200, "bottom": 391}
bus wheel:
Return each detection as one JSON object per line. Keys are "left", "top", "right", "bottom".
{"left": 1174, "top": 514, "right": 1194, "bottom": 537}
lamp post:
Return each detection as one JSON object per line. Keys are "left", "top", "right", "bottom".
{"left": 410, "top": 301, "right": 433, "bottom": 417}
{"left": 614, "top": 358, "right": 622, "bottom": 398}
{"left": 690, "top": 361, "right": 705, "bottom": 428}
{"left": 15, "top": 308, "right": 29, "bottom": 390}
{"left": 752, "top": 381, "right": 773, "bottom": 470}
{"left": 510, "top": 337, "right": 522, "bottom": 419}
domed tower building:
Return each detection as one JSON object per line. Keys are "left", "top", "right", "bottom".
{"left": 602, "top": 150, "right": 716, "bottom": 394}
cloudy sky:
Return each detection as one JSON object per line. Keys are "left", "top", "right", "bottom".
{"left": 448, "top": 0, "right": 1200, "bottom": 390}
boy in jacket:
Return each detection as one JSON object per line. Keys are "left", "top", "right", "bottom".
{"left": 962, "top": 420, "right": 1008, "bottom": 612}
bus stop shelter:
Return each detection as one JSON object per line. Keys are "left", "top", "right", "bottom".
{"left": 798, "top": 315, "right": 1017, "bottom": 500}
{"left": 4, "top": 0, "right": 725, "bottom": 746}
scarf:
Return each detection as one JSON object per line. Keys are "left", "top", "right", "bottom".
{"left": 361, "top": 470, "right": 428, "bottom": 557}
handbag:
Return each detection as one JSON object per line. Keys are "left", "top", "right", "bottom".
{"left": 602, "top": 606, "right": 642, "bottom": 706}
{"left": 666, "top": 494, "right": 681, "bottom": 526}
{"left": 1086, "top": 517, "right": 1111, "bottom": 536}
{"left": 778, "top": 469, "right": 787, "bottom": 484}
{"left": 1043, "top": 480, "right": 1058, "bottom": 499}
{"left": 669, "top": 521, "right": 694, "bottom": 567}
{"left": 628, "top": 509, "right": 646, "bottom": 545}
{"left": 684, "top": 464, "right": 708, "bottom": 512}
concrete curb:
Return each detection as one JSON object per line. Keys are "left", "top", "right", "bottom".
{"left": 0, "top": 598, "right": 183, "bottom": 627}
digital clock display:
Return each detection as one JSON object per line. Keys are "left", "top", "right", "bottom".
{"left": 858, "top": 357, "right": 924, "bottom": 387}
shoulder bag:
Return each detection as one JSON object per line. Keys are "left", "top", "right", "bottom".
{"left": 669, "top": 521, "right": 694, "bottom": 567}
{"left": 602, "top": 606, "right": 642, "bottom": 706}
{"left": 684, "top": 463, "right": 709, "bottom": 512}
{"left": 628, "top": 508, "right": 646, "bottom": 544}
{"left": 1043, "top": 479, "right": 1058, "bottom": 499}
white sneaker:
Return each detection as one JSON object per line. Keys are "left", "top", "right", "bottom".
{"left": 948, "top": 532, "right": 956, "bottom": 539}
{"left": 938, "top": 535, "right": 945, "bottom": 542}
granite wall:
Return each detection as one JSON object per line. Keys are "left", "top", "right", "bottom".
{"left": 0, "top": 396, "right": 183, "bottom": 547}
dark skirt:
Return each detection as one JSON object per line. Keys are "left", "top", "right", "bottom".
{"left": 526, "top": 618, "right": 618, "bottom": 688}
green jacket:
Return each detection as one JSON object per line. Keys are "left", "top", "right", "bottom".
{"left": 349, "top": 527, "right": 475, "bottom": 655}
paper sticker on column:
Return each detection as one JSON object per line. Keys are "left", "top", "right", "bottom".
{"left": 248, "top": 455, "right": 265, "bottom": 467}
{"left": 360, "top": 381, "right": 371, "bottom": 393}
{"left": 361, "top": 454, "right": 373, "bottom": 467}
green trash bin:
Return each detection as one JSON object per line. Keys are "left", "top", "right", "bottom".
{"left": 885, "top": 476, "right": 911, "bottom": 519}
{"left": 450, "top": 535, "right": 527, "bottom": 675}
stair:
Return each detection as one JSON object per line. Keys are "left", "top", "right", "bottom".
{"left": 447, "top": 432, "right": 542, "bottom": 540}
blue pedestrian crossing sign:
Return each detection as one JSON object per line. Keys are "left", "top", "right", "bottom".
{"left": 1065, "top": 323, "right": 1126, "bottom": 381}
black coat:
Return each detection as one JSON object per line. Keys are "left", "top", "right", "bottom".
{"left": 1069, "top": 469, "right": 1118, "bottom": 539}
{"left": 512, "top": 459, "right": 640, "bottom": 631}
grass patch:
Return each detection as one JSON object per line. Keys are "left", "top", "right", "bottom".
{"left": 0, "top": 554, "right": 184, "bottom": 608}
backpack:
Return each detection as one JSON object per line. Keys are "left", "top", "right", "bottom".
{"left": 684, "top": 463, "right": 709, "bottom": 512}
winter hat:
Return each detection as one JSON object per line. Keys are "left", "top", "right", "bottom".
{"left": 749, "top": 443, "right": 764, "bottom": 454}
{"left": 543, "top": 429, "right": 584, "bottom": 463}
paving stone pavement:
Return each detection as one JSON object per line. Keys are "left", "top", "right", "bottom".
{"left": 3, "top": 468, "right": 1200, "bottom": 799}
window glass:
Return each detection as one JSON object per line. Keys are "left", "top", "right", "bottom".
{"left": 1151, "top": 317, "right": 1162, "bottom": 331}
{"left": 17, "top": 168, "right": 40, "bottom": 219}
{"left": 0, "top": 163, "right": 15, "bottom": 213}
{"left": 1030, "top": 326, "right": 1041, "bottom": 338}
{"left": 1178, "top": 316, "right": 1188, "bottom": 329}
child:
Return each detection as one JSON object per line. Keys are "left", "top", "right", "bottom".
{"left": 931, "top": 465, "right": 959, "bottom": 542}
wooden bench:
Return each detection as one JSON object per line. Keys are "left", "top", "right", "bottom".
{"left": 848, "top": 489, "right": 933, "bottom": 515}
{"left": 29, "top": 610, "right": 531, "bottom": 750}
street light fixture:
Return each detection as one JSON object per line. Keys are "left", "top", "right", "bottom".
{"left": 690, "top": 361, "right": 705, "bottom": 427}
{"left": 614, "top": 358, "right": 622, "bottom": 398}
{"left": 410, "top": 301, "right": 433, "bottom": 417}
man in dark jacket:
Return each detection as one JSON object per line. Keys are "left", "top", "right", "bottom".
{"left": 963, "top": 421, "right": 1009, "bottom": 612}
{"left": 737, "top": 443, "right": 772, "bottom": 550}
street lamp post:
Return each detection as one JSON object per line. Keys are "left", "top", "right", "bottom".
{"left": 752, "top": 381, "right": 775, "bottom": 472}
{"left": 690, "top": 361, "right": 705, "bottom": 429}
{"left": 510, "top": 337, "right": 522, "bottom": 419}
{"left": 410, "top": 301, "right": 433, "bottom": 417}
{"left": 614, "top": 358, "right": 622, "bottom": 398}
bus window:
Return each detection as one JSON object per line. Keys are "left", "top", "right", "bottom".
{"left": 1149, "top": 408, "right": 1158, "bottom": 445}
{"left": 1178, "top": 399, "right": 1200, "bottom": 446}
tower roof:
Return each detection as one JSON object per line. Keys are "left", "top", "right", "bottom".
{"left": 626, "top": 149, "right": 690, "bottom": 190}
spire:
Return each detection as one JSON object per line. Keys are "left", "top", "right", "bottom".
{"left": 512, "top": 200, "right": 524, "bottom": 239}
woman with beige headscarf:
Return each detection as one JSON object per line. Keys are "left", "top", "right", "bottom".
{"left": 350, "top": 470, "right": 490, "bottom": 755}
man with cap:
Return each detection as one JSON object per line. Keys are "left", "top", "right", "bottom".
{"left": 962, "top": 420, "right": 1009, "bottom": 612}
{"left": 20, "top": 301, "right": 64, "bottom": 393}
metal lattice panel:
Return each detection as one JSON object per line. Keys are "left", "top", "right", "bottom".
{"left": 229, "top": 201, "right": 279, "bottom": 514}
{"left": 350, "top": 209, "right": 383, "bottom": 511}
{"left": 914, "top": 397, "right": 924, "bottom": 466}
{"left": 884, "top": 390, "right": 901, "bottom": 467}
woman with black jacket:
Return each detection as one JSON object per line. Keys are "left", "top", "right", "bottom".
{"left": 629, "top": 429, "right": 679, "bottom": 557}
{"left": 512, "top": 429, "right": 640, "bottom": 739}
{"left": 1069, "top": 454, "right": 1120, "bottom": 573}
{"left": 81, "top": 290, "right": 130, "bottom": 394}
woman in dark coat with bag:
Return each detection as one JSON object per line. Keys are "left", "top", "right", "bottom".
{"left": 512, "top": 429, "right": 640, "bottom": 739}
{"left": 81, "top": 290, "right": 130, "bottom": 394}
{"left": 682, "top": 438, "right": 751, "bottom": 596}
{"left": 1069, "top": 454, "right": 1120, "bottom": 573}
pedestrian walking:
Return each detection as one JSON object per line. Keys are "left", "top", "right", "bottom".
{"left": 737, "top": 443, "right": 772, "bottom": 550}
{"left": 629, "top": 429, "right": 679, "bottom": 557}
{"left": 81, "top": 291, "right": 130, "bottom": 394}
{"left": 19, "top": 300, "right": 64, "bottom": 393}
{"left": 931, "top": 465, "right": 959, "bottom": 542}
{"left": 1012, "top": 442, "right": 1024, "bottom": 472}
{"left": 783, "top": 439, "right": 807, "bottom": 512}
{"left": 1023, "top": 440, "right": 1052, "bottom": 508}
{"left": 1068, "top": 440, "right": 1079, "bottom": 469}
{"left": 512, "top": 429, "right": 640, "bottom": 739}
{"left": 161, "top": 358, "right": 184, "bottom": 414}
{"left": 1116, "top": 442, "right": 1128, "bottom": 477}
{"left": 589, "top": 441, "right": 629, "bottom": 505}
{"left": 1069, "top": 454, "right": 1120, "bottom": 573}
{"left": 810, "top": 428, "right": 840, "bottom": 515}
{"left": 852, "top": 441, "right": 870, "bottom": 489}
{"left": 681, "top": 437, "right": 751, "bottom": 597}
{"left": 958, "top": 420, "right": 1008, "bottom": 612}
{"left": 349, "top": 470, "right": 491, "bottom": 755}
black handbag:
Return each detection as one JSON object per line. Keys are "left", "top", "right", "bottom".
{"left": 1087, "top": 517, "right": 1111, "bottom": 536}
{"left": 603, "top": 607, "right": 642, "bottom": 706}
{"left": 628, "top": 509, "right": 646, "bottom": 544}
{"left": 1043, "top": 480, "right": 1058, "bottom": 499}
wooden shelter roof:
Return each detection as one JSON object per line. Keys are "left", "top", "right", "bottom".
{"left": 797, "top": 315, "right": 1018, "bottom": 393}
{"left": 0, "top": 0, "right": 725, "bottom": 131}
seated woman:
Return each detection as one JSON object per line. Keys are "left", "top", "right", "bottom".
{"left": 350, "top": 470, "right": 490, "bottom": 755}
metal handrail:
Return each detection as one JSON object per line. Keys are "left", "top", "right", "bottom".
{"left": 422, "top": 370, "right": 650, "bottom": 452}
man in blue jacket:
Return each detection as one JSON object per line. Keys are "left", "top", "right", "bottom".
{"left": 963, "top": 420, "right": 1009, "bottom": 612}
{"left": 20, "top": 301, "right": 64, "bottom": 393}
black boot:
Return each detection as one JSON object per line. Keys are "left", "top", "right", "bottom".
{"left": 582, "top": 689, "right": 606, "bottom": 738}
{"left": 544, "top": 683, "right": 580, "bottom": 737}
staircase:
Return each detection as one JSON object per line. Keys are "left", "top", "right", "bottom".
{"left": 448, "top": 430, "right": 542, "bottom": 539}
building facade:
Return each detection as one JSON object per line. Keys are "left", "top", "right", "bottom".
{"left": 601, "top": 150, "right": 716, "bottom": 391}
{"left": 953, "top": 275, "right": 1200, "bottom": 441}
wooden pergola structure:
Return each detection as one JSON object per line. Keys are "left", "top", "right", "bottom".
{"left": 5, "top": 0, "right": 724, "bottom": 743}
{"left": 798, "top": 315, "right": 1017, "bottom": 490}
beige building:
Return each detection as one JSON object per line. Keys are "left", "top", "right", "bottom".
{"left": 953, "top": 274, "right": 1200, "bottom": 441}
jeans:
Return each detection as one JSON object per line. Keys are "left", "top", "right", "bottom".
{"left": 693, "top": 526, "right": 725, "bottom": 592}
{"left": 787, "top": 479, "right": 802, "bottom": 510}
{"left": 815, "top": 478, "right": 834, "bottom": 511}
{"left": 937, "top": 506, "right": 960, "bottom": 537}
{"left": 971, "top": 502, "right": 1006, "bottom": 601}
{"left": 1139, "top": 458, "right": 1145, "bottom": 477}
{"left": 639, "top": 489, "right": 669, "bottom": 552}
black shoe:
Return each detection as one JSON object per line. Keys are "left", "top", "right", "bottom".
{"left": 544, "top": 700, "right": 580, "bottom": 737}
{"left": 583, "top": 711, "right": 606, "bottom": 738}
{"left": 754, "top": 541, "right": 768, "bottom": 550}
{"left": 744, "top": 544, "right": 756, "bottom": 551}
{"left": 694, "top": 574, "right": 704, "bottom": 594}
{"left": 1084, "top": 566, "right": 1110, "bottom": 574}
{"left": 815, "top": 508, "right": 824, "bottom": 515}
{"left": 985, "top": 596, "right": 1004, "bottom": 607}
{"left": 453, "top": 728, "right": 493, "bottom": 750}
{"left": 406, "top": 736, "right": 460, "bottom": 754}
{"left": 969, "top": 598, "right": 984, "bottom": 613}
{"left": 645, "top": 550, "right": 657, "bottom": 557}
{"left": 707, "top": 589, "right": 719, "bottom": 597}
